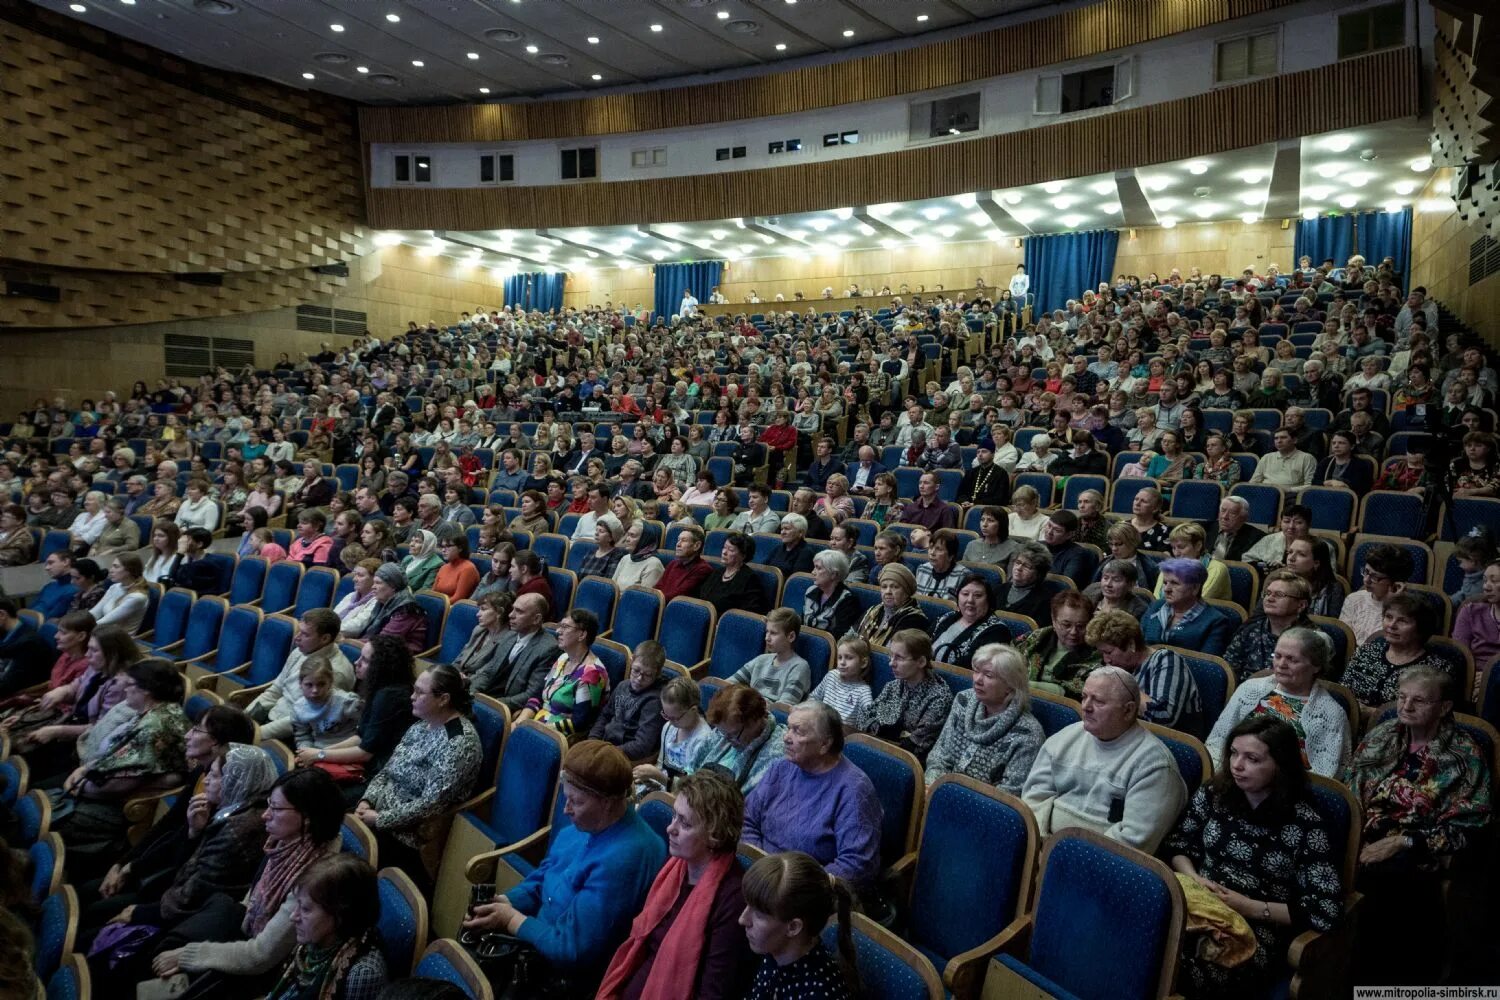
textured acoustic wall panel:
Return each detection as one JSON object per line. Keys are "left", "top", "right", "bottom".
{"left": 1430, "top": 4, "right": 1498, "bottom": 240}
{"left": 0, "top": 7, "right": 365, "bottom": 288}
{"left": 359, "top": 0, "right": 1300, "bottom": 143}
{"left": 366, "top": 47, "right": 1422, "bottom": 232}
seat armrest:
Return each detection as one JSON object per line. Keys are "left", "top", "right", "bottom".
{"left": 945, "top": 915, "right": 1032, "bottom": 1000}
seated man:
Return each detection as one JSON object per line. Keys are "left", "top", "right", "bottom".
{"left": 1039, "top": 510, "right": 1099, "bottom": 589}
{"left": 586, "top": 640, "right": 668, "bottom": 762}
{"left": 657, "top": 524, "right": 714, "bottom": 602}
{"left": 242, "top": 608, "right": 355, "bottom": 742}
{"left": 33, "top": 550, "right": 80, "bottom": 620}
{"left": 1021, "top": 666, "right": 1187, "bottom": 852}
{"left": 0, "top": 596, "right": 56, "bottom": 698}
{"left": 470, "top": 592, "right": 562, "bottom": 711}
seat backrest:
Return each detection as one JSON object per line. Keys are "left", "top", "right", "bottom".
{"left": 572, "top": 577, "right": 617, "bottom": 633}
{"left": 247, "top": 614, "right": 297, "bottom": 687}
{"left": 794, "top": 627, "right": 834, "bottom": 690}
{"left": 660, "top": 597, "right": 716, "bottom": 670}
{"left": 180, "top": 597, "right": 227, "bottom": 660}
{"left": 1168, "top": 480, "right": 1222, "bottom": 521}
{"left": 1164, "top": 648, "right": 1235, "bottom": 732}
{"left": 200, "top": 552, "right": 236, "bottom": 595}
{"left": 709, "top": 610, "right": 768, "bottom": 679}
{"left": 820, "top": 912, "right": 943, "bottom": 1000}
{"left": 780, "top": 572, "right": 815, "bottom": 614}
{"left": 261, "top": 559, "right": 303, "bottom": 613}
{"left": 546, "top": 568, "right": 575, "bottom": 619}
{"left": 486, "top": 721, "right": 566, "bottom": 842}
{"left": 471, "top": 694, "right": 510, "bottom": 785}
{"left": 377, "top": 868, "right": 429, "bottom": 975}
{"left": 563, "top": 538, "right": 597, "bottom": 575}
{"left": 909, "top": 777, "right": 1036, "bottom": 965}
{"left": 412, "top": 590, "right": 449, "bottom": 650}
{"left": 591, "top": 638, "right": 631, "bottom": 691}
{"left": 636, "top": 790, "right": 676, "bottom": 845}
{"left": 229, "top": 556, "right": 268, "bottom": 605}
{"left": 213, "top": 606, "right": 262, "bottom": 672}
{"left": 15, "top": 789, "right": 47, "bottom": 844}
{"left": 1027, "top": 688, "right": 1082, "bottom": 736}
{"left": 844, "top": 734, "right": 924, "bottom": 870}
{"left": 1028, "top": 829, "right": 1183, "bottom": 1000}
{"left": 1141, "top": 722, "right": 1211, "bottom": 790}
{"left": 34, "top": 885, "right": 76, "bottom": 981}
{"left": 28, "top": 832, "right": 62, "bottom": 904}
{"left": 292, "top": 566, "right": 340, "bottom": 617}
{"left": 1229, "top": 483, "right": 1283, "bottom": 526}
{"left": 530, "top": 532, "right": 568, "bottom": 572}
{"left": 1109, "top": 476, "right": 1156, "bottom": 515}
{"left": 45, "top": 953, "right": 87, "bottom": 1000}
{"left": 152, "top": 589, "right": 194, "bottom": 645}
{"left": 413, "top": 940, "right": 489, "bottom": 1000}
{"left": 610, "top": 586, "right": 663, "bottom": 650}
{"left": 434, "top": 600, "right": 481, "bottom": 665}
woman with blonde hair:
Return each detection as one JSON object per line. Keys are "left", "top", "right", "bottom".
{"left": 924, "top": 643, "right": 1043, "bottom": 793}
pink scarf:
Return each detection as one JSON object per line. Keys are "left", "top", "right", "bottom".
{"left": 595, "top": 853, "right": 734, "bottom": 1000}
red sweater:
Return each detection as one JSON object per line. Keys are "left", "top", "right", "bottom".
{"left": 657, "top": 557, "right": 713, "bottom": 602}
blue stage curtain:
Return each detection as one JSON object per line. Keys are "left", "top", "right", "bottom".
{"left": 1293, "top": 215, "right": 1354, "bottom": 270}
{"left": 1356, "top": 207, "right": 1412, "bottom": 288}
{"left": 1022, "top": 230, "right": 1119, "bottom": 317}
{"left": 653, "top": 260, "right": 724, "bottom": 320}
{"left": 502, "top": 272, "right": 566, "bottom": 312}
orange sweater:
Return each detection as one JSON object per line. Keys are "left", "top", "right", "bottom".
{"left": 433, "top": 559, "right": 479, "bottom": 601}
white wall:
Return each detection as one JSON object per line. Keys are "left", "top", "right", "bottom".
{"left": 368, "top": 0, "right": 1409, "bottom": 190}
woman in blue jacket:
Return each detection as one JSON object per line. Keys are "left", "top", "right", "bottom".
{"left": 1141, "top": 557, "right": 1239, "bottom": 657}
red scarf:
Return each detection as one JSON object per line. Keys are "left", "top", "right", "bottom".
{"left": 596, "top": 853, "right": 734, "bottom": 1000}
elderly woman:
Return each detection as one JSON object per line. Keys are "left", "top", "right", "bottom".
{"left": 354, "top": 563, "right": 430, "bottom": 654}
{"left": 1166, "top": 716, "right": 1344, "bottom": 999}
{"left": 0, "top": 503, "right": 37, "bottom": 566}
{"left": 1016, "top": 592, "right": 1101, "bottom": 698}
{"left": 1223, "top": 569, "right": 1315, "bottom": 684}
{"left": 743, "top": 700, "right": 883, "bottom": 893}
{"left": 609, "top": 521, "right": 663, "bottom": 590}
{"left": 1154, "top": 522, "right": 1231, "bottom": 602}
{"left": 1083, "top": 558, "right": 1150, "bottom": 619}
{"left": 356, "top": 664, "right": 481, "bottom": 889}
{"left": 914, "top": 528, "right": 965, "bottom": 601}
{"left": 1126, "top": 486, "right": 1171, "bottom": 551}
{"left": 993, "top": 542, "right": 1056, "bottom": 627}
{"left": 89, "top": 499, "right": 141, "bottom": 560}
{"left": 1101, "top": 520, "right": 1159, "bottom": 590}
{"left": 1339, "top": 544, "right": 1413, "bottom": 646}
{"left": 765, "top": 513, "right": 815, "bottom": 577}
{"left": 697, "top": 532, "right": 768, "bottom": 617}
{"left": 1087, "top": 609, "right": 1205, "bottom": 736}
{"left": 1208, "top": 626, "right": 1351, "bottom": 778}
{"left": 598, "top": 769, "right": 752, "bottom": 999}
{"left": 931, "top": 574, "right": 1013, "bottom": 668}
{"left": 464, "top": 741, "right": 667, "bottom": 992}
{"left": 702, "top": 684, "right": 787, "bottom": 793}
{"left": 1346, "top": 666, "right": 1493, "bottom": 983}
{"left": 580, "top": 513, "right": 628, "bottom": 580}
{"left": 1142, "top": 557, "right": 1238, "bottom": 657}
{"left": 1340, "top": 592, "right": 1457, "bottom": 714}
{"left": 68, "top": 490, "right": 111, "bottom": 553}
{"left": 175, "top": 478, "right": 220, "bottom": 532}
{"left": 1006, "top": 484, "right": 1048, "bottom": 541}
{"left": 852, "top": 628, "right": 954, "bottom": 764}
{"left": 814, "top": 473, "right": 855, "bottom": 525}
{"left": 656, "top": 434, "right": 698, "bottom": 490}
{"left": 851, "top": 563, "right": 930, "bottom": 645}
{"left": 398, "top": 528, "right": 442, "bottom": 592}
{"left": 802, "top": 548, "right": 862, "bottom": 638}
{"left": 521, "top": 608, "right": 609, "bottom": 740}
{"left": 924, "top": 643, "right": 1043, "bottom": 794}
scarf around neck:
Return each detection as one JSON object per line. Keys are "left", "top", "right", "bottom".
{"left": 596, "top": 853, "right": 735, "bottom": 1000}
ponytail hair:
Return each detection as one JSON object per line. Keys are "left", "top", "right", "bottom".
{"left": 742, "top": 851, "right": 861, "bottom": 996}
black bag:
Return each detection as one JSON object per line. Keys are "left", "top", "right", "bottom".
{"left": 460, "top": 932, "right": 556, "bottom": 1000}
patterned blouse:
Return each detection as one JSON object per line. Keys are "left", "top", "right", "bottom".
{"left": 852, "top": 674, "right": 953, "bottom": 764}
{"left": 1339, "top": 638, "right": 1456, "bottom": 708}
{"left": 363, "top": 715, "right": 482, "bottom": 847}
{"left": 577, "top": 546, "right": 627, "bottom": 581}
{"left": 528, "top": 652, "right": 610, "bottom": 738}
{"left": 1223, "top": 614, "right": 1312, "bottom": 685}
{"left": 745, "top": 943, "right": 852, "bottom": 1000}
{"left": 1164, "top": 787, "right": 1344, "bottom": 997}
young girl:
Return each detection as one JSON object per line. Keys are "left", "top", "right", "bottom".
{"left": 632, "top": 674, "right": 714, "bottom": 796}
{"left": 740, "top": 852, "right": 860, "bottom": 1000}
{"left": 1449, "top": 533, "right": 1496, "bottom": 605}
{"left": 249, "top": 527, "right": 288, "bottom": 564}
{"left": 290, "top": 660, "right": 361, "bottom": 754}
{"left": 810, "top": 636, "right": 874, "bottom": 724}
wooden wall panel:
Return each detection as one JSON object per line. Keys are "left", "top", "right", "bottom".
{"left": 365, "top": 48, "right": 1422, "bottom": 232}
{"left": 1114, "top": 220, "right": 1296, "bottom": 282}
{"left": 359, "top": 0, "right": 1297, "bottom": 142}
{"left": 1410, "top": 170, "right": 1500, "bottom": 346}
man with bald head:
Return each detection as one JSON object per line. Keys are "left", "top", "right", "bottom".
{"left": 470, "top": 592, "right": 562, "bottom": 711}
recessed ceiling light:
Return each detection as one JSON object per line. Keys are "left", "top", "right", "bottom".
{"left": 1303, "top": 186, "right": 1330, "bottom": 201}
{"left": 1345, "top": 172, "right": 1372, "bottom": 188}
{"left": 936, "top": 224, "right": 959, "bottom": 238}
{"left": 69, "top": 3, "right": 86, "bottom": 10}
{"left": 880, "top": 238, "right": 902, "bottom": 249}
{"left": 952, "top": 193, "right": 976, "bottom": 208}
{"left": 1239, "top": 191, "right": 1261, "bottom": 205}
{"left": 302, "top": 71, "right": 315, "bottom": 79}
{"left": 650, "top": 23, "right": 662, "bottom": 31}
{"left": 385, "top": 12, "right": 400, "bottom": 22}
{"left": 1010, "top": 208, "right": 1039, "bottom": 224}
{"left": 809, "top": 219, "right": 831, "bottom": 232}
{"left": 1192, "top": 203, "right": 1216, "bottom": 218}
{"left": 1153, "top": 197, "right": 1179, "bottom": 210}
{"left": 1337, "top": 193, "right": 1358, "bottom": 208}
{"left": 356, "top": 65, "right": 369, "bottom": 73}
{"left": 834, "top": 207, "right": 854, "bottom": 219}
{"left": 1240, "top": 212, "right": 1259, "bottom": 224}
{"left": 1090, "top": 181, "right": 1114, "bottom": 195}
{"left": 967, "top": 212, "right": 990, "bottom": 226}
{"left": 921, "top": 206, "right": 945, "bottom": 220}
{"left": 1393, "top": 180, "right": 1417, "bottom": 195}
{"left": 1383, "top": 200, "right": 1405, "bottom": 213}
{"left": 587, "top": 36, "right": 599, "bottom": 44}
{"left": 717, "top": 10, "right": 729, "bottom": 18}
{"left": 1239, "top": 169, "right": 1264, "bottom": 184}
{"left": 775, "top": 43, "right": 786, "bottom": 50}
{"left": 478, "top": 87, "right": 490, "bottom": 94}
{"left": 1060, "top": 215, "right": 1085, "bottom": 228}
{"left": 591, "top": 73, "right": 602, "bottom": 80}
{"left": 1409, "top": 156, "right": 1432, "bottom": 172}
{"left": 1160, "top": 218, "right": 1177, "bottom": 229}
{"left": 842, "top": 29, "right": 854, "bottom": 37}
{"left": 1100, "top": 202, "right": 1121, "bottom": 213}
{"left": 1185, "top": 161, "right": 1209, "bottom": 175}
{"left": 525, "top": 44, "right": 538, "bottom": 53}
{"left": 1322, "top": 134, "right": 1354, "bottom": 152}
{"left": 1315, "top": 162, "right": 1344, "bottom": 178}
{"left": 373, "top": 233, "right": 404, "bottom": 247}
{"left": 120, "top": 0, "right": 134, "bottom": 4}
{"left": 858, "top": 223, "right": 875, "bottom": 236}
{"left": 1140, "top": 176, "right": 1170, "bottom": 192}
{"left": 411, "top": 60, "right": 424, "bottom": 67}
{"left": 1042, "top": 181, "right": 1064, "bottom": 194}
{"left": 1302, "top": 207, "right": 1320, "bottom": 220}
{"left": 1002, "top": 193, "right": 1022, "bottom": 205}
{"left": 329, "top": 23, "right": 344, "bottom": 32}
{"left": 466, "top": 52, "right": 479, "bottom": 59}
{"left": 1051, "top": 196, "right": 1076, "bottom": 209}
{"left": 916, "top": 14, "right": 929, "bottom": 21}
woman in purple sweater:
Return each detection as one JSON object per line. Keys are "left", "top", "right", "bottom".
{"left": 741, "top": 700, "right": 883, "bottom": 894}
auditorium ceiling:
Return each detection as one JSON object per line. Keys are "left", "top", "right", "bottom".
{"left": 29, "top": 0, "right": 1045, "bottom": 103}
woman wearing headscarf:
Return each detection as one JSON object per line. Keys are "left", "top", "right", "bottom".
{"left": 613, "top": 521, "right": 665, "bottom": 590}
{"left": 398, "top": 529, "right": 443, "bottom": 592}
{"left": 849, "top": 563, "right": 929, "bottom": 646}
{"left": 355, "top": 564, "right": 429, "bottom": 655}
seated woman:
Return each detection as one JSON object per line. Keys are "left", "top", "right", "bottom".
{"left": 1016, "top": 592, "right": 1101, "bottom": 698}
{"left": 1209, "top": 626, "right": 1351, "bottom": 779}
{"left": 1338, "top": 544, "right": 1413, "bottom": 646}
{"left": 0, "top": 609, "right": 92, "bottom": 719}
{"left": 1083, "top": 558, "right": 1150, "bottom": 619}
{"left": 580, "top": 514, "right": 628, "bottom": 580}
{"left": 145, "top": 768, "right": 346, "bottom": 997}
{"left": 1286, "top": 537, "right": 1345, "bottom": 618}
{"left": 1339, "top": 593, "right": 1457, "bottom": 718}
{"left": 632, "top": 674, "right": 716, "bottom": 796}
{"left": 1142, "top": 558, "right": 1238, "bottom": 657}
{"left": 1153, "top": 522, "right": 1230, "bottom": 603}
{"left": 398, "top": 529, "right": 442, "bottom": 592}
{"left": 264, "top": 855, "right": 387, "bottom": 1000}
{"left": 332, "top": 558, "right": 382, "bottom": 638}
{"left": 1165, "top": 716, "right": 1343, "bottom": 999}
{"left": 1453, "top": 558, "right": 1500, "bottom": 674}
{"left": 353, "top": 564, "right": 430, "bottom": 655}
{"left": 16, "top": 625, "right": 142, "bottom": 784}
{"left": 90, "top": 499, "right": 141, "bottom": 560}
{"left": 432, "top": 533, "right": 479, "bottom": 601}
{"left": 462, "top": 740, "right": 667, "bottom": 993}
{"left": 1345, "top": 666, "right": 1493, "bottom": 984}
{"left": 931, "top": 574, "right": 1013, "bottom": 669}
{"left": 1223, "top": 569, "right": 1315, "bottom": 684}
{"left": 701, "top": 684, "right": 787, "bottom": 794}
{"left": 1086, "top": 610, "right": 1204, "bottom": 737}
{"left": 914, "top": 528, "right": 965, "bottom": 601}
{"left": 449, "top": 591, "right": 511, "bottom": 686}
{"left": 851, "top": 628, "right": 953, "bottom": 764}
{"left": 739, "top": 851, "right": 861, "bottom": 1000}
{"left": 992, "top": 542, "right": 1055, "bottom": 626}
{"left": 83, "top": 742, "right": 274, "bottom": 954}
{"left": 964, "top": 505, "right": 1021, "bottom": 567}
{"left": 93, "top": 553, "right": 152, "bottom": 633}
{"left": 54, "top": 658, "right": 190, "bottom": 870}
{"left": 598, "top": 769, "right": 753, "bottom": 999}
{"left": 924, "top": 643, "right": 1043, "bottom": 795}
{"left": 355, "top": 663, "right": 481, "bottom": 890}
{"left": 742, "top": 701, "right": 883, "bottom": 894}
{"left": 612, "top": 521, "right": 665, "bottom": 591}
{"left": 1006, "top": 485, "right": 1048, "bottom": 541}
{"left": 850, "top": 563, "right": 930, "bottom": 646}
{"left": 799, "top": 548, "right": 860, "bottom": 638}
{"left": 520, "top": 608, "right": 609, "bottom": 741}
{"left": 1124, "top": 486, "right": 1172, "bottom": 552}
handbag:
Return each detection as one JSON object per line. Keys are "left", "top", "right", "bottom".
{"left": 310, "top": 760, "right": 365, "bottom": 783}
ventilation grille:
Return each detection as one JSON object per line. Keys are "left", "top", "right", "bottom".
{"left": 163, "top": 334, "right": 255, "bottom": 377}
{"left": 296, "top": 304, "right": 368, "bottom": 335}
{"left": 1470, "top": 235, "right": 1500, "bottom": 287}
